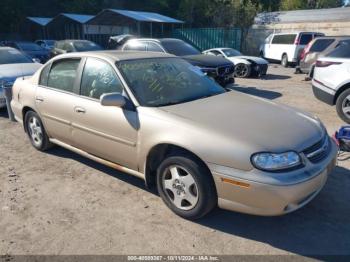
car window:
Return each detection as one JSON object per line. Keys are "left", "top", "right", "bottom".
{"left": 63, "top": 43, "right": 74, "bottom": 52}
{"left": 56, "top": 41, "right": 65, "bottom": 49}
{"left": 310, "top": 39, "right": 335, "bottom": 52}
{"left": 327, "top": 41, "right": 350, "bottom": 58}
{"left": 161, "top": 41, "right": 201, "bottom": 56}
{"left": 272, "top": 34, "right": 297, "bottom": 45}
{"left": 299, "top": 34, "right": 313, "bottom": 45}
{"left": 47, "top": 59, "right": 80, "bottom": 92}
{"left": 80, "top": 58, "right": 123, "bottom": 100}
{"left": 124, "top": 41, "right": 147, "bottom": 51}
{"left": 73, "top": 41, "right": 102, "bottom": 52}
{"left": 117, "top": 58, "right": 225, "bottom": 107}
{"left": 147, "top": 42, "right": 164, "bottom": 52}
{"left": 39, "top": 63, "right": 51, "bottom": 86}
{"left": 0, "top": 49, "right": 33, "bottom": 64}
{"left": 209, "top": 50, "right": 222, "bottom": 56}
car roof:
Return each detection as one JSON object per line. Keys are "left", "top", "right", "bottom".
{"left": 271, "top": 32, "right": 323, "bottom": 35}
{"left": 312, "top": 36, "right": 350, "bottom": 40}
{"left": 53, "top": 50, "right": 176, "bottom": 62}
{"left": 127, "top": 38, "right": 185, "bottom": 44}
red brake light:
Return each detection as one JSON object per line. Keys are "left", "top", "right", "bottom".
{"left": 294, "top": 36, "right": 300, "bottom": 45}
{"left": 300, "top": 42, "right": 312, "bottom": 60}
{"left": 315, "top": 60, "right": 342, "bottom": 67}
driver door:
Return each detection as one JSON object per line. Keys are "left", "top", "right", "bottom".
{"left": 71, "top": 57, "right": 139, "bottom": 170}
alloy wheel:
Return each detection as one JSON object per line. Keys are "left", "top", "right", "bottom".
{"left": 28, "top": 116, "right": 43, "bottom": 147}
{"left": 162, "top": 165, "right": 199, "bottom": 211}
{"left": 342, "top": 95, "right": 350, "bottom": 119}
{"left": 234, "top": 64, "right": 249, "bottom": 78}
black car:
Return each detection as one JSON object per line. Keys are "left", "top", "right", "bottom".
{"left": 51, "top": 40, "right": 103, "bottom": 58}
{"left": 4, "top": 41, "right": 50, "bottom": 63}
{"left": 119, "top": 38, "right": 234, "bottom": 86}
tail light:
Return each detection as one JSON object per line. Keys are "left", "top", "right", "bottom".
{"left": 294, "top": 36, "right": 300, "bottom": 45}
{"left": 315, "top": 60, "right": 342, "bottom": 67}
{"left": 300, "top": 42, "right": 312, "bottom": 60}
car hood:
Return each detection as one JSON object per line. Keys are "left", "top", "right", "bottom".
{"left": 182, "top": 54, "right": 231, "bottom": 67}
{"left": 233, "top": 56, "right": 268, "bottom": 64}
{"left": 0, "top": 63, "right": 42, "bottom": 80}
{"left": 160, "top": 91, "right": 324, "bottom": 153}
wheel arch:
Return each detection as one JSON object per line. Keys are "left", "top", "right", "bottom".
{"left": 144, "top": 143, "right": 211, "bottom": 188}
{"left": 334, "top": 82, "right": 350, "bottom": 105}
{"left": 22, "top": 106, "right": 37, "bottom": 133}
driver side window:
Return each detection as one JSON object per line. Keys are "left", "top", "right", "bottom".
{"left": 80, "top": 58, "right": 123, "bottom": 100}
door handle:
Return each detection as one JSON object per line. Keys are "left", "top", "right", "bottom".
{"left": 35, "top": 96, "right": 44, "bottom": 102}
{"left": 74, "top": 107, "right": 86, "bottom": 114}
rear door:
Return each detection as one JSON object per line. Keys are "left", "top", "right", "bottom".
{"left": 35, "top": 58, "right": 82, "bottom": 144}
{"left": 70, "top": 57, "right": 138, "bottom": 169}
{"left": 295, "top": 33, "right": 314, "bottom": 60}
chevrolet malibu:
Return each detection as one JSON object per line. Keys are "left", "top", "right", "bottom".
{"left": 11, "top": 51, "right": 337, "bottom": 219}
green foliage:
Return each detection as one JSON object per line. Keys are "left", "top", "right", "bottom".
{"left": 0, "top": 0, "right": 345, "bottom": 34}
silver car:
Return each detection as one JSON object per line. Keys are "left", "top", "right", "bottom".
{"left": 11, "top": 51, "right": 337, "bottom": 219}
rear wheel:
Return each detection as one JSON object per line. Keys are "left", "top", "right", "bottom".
{"left": 157, "top": 155, "right": 217, "bottom": 220}
{"left": 234, "top": 63, "right": 251, "bottom": 78}
{"left": 25, "top": 111, "right": 53, "bottom": 151}
{"left": 336, "top": 89, "right": 350, "bottom": 124}
{"left": 281, "top": 54, "right": 289, "bottom": 67}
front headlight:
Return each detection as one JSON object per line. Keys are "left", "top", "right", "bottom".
{"left": 251, "top": 151, "right": 301, "bottom": 171}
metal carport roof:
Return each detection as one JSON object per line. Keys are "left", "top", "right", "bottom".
{"left": 60, "top": 13, "right": 95, "bottom": 24}
{"left": 27, "top": 17, "right": 53, "bottom": 26}
{"left": 107, "top": 9, "right": 184, "bottom": 23}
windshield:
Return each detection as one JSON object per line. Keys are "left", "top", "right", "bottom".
{"left": 17, "top": 42, "right": 43, "bottom": 51}
{"left": 73, "top": 41, "right": 102, "bottom": 52}
{"left": 222, "top": 48, "right": 242, "bottom": 57}
{"left": 117, "top": 58, "right": 225, "bottom": 107}
{"left": 161, "top": 41, "right": 201, "bottom": 56}
{"left": 0, "top": 49, "right": 33, "bottom": 64}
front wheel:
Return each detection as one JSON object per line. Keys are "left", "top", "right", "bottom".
{"left": 25, "top": 111, "right": 53, "bottom": 151}
{"left": 234, "top": 63, "right": 251, "bottom": 78}
{"left": 157, "top": 155, "right": 217, "bottom": 220}
{"left": 336, "top": 89, "right": 350, "bottom": 124}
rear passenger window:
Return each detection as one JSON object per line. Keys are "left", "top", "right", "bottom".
{"left": 147, "top": 42, "right": 164, "bottom": 52}
{"left": 272, "top": 34, "right": 297, "bottom": 44}
{"left": 299, "top": 34, "right": 313, "bottom": 45}
{"left": 124, "top": 42, "right": 147, "bottom": 51}
{"left": 80, "top": 58, "right": 123, "bottom": 99}
{"left": 327, "top": 41, "right": 350, "bottom": 58}
{"left": 310, "top": 39, "right": 335, "bottom": 52}
{"left": 47, "top": 59, "right": 80, "bottom": 92}
{"left": 39, "top": 64, "right": 51, "bottom": 86}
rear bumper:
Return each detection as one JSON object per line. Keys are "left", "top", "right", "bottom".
{"left": 209, "top": 139, "right": 338, "bottom": 216}
{"left": 312, "top": 80, "right": 335, "bottom": 106}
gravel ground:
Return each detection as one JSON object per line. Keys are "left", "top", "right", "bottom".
{"left": 0, "top": 65, "right": 349, "bottom": 258}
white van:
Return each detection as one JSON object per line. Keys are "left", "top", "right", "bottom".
{"left": 260, "top": 32, "right": 324, "bottom": 67}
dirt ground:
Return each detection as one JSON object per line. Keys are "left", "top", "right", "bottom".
{"left": 0, "top": 65, "right": 349, "bottom": 258}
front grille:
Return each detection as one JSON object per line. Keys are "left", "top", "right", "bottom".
{"left": 303, "top": 136, "right": 330, "bottom": 163}
{"left": 217, "top": 65, "right": 234, "bottom": 76}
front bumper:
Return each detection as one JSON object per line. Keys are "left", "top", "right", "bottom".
{"left": 209, "top": 139, "right": 338, "bottom": 216}
{"left": 0, "top": 89, "right": 6, "bottom": 108}
{"left": 252, "top": 64, "right": 268, "bottom": 77}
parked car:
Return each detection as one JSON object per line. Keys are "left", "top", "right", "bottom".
{"left": 297, "top": 36, "right": 350, "bottom": 78}
{"left": 312, "top": 41, "right": 350, "bottom": 123}
{"left": 4, "top": 41, "right": 50, "bottom": 63}
{"left": 121, "top": 38, "right": 235, "bottom": 86}
{"left": 11, "top": 51, "right": 337, "bottom": 219}
{"left": 35, "top": 40, "right": 56, "bottom": 50}
{"left": 0, "top": 47, "right": 42, "bottom": 108}
{"left": 260, "top": 32, "right": 324, "bottom": 67}
{"left": 203, "top": 48, "right": 269, "bottom": 78}
{"left": 51, "top": 40, "right": 103, "bottom": 57}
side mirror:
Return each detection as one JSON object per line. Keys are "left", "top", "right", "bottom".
{"left": 100, "top": 93, "right": 126, "bottom": 108}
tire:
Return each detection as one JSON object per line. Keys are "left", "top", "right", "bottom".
{"left": 336, "top": 89, "right": 350, "bottom": 124}
{"left": 156, "top": 155, "right": 217, "bottom": 220}
{"left": 281, "top": 54, "right": 289, "bottom": 67}
{"left": 24, "top": 111, "right": 53, "bottom": 151}
{"left": 234, "top": 63, "right": 251, "bottom": 78}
